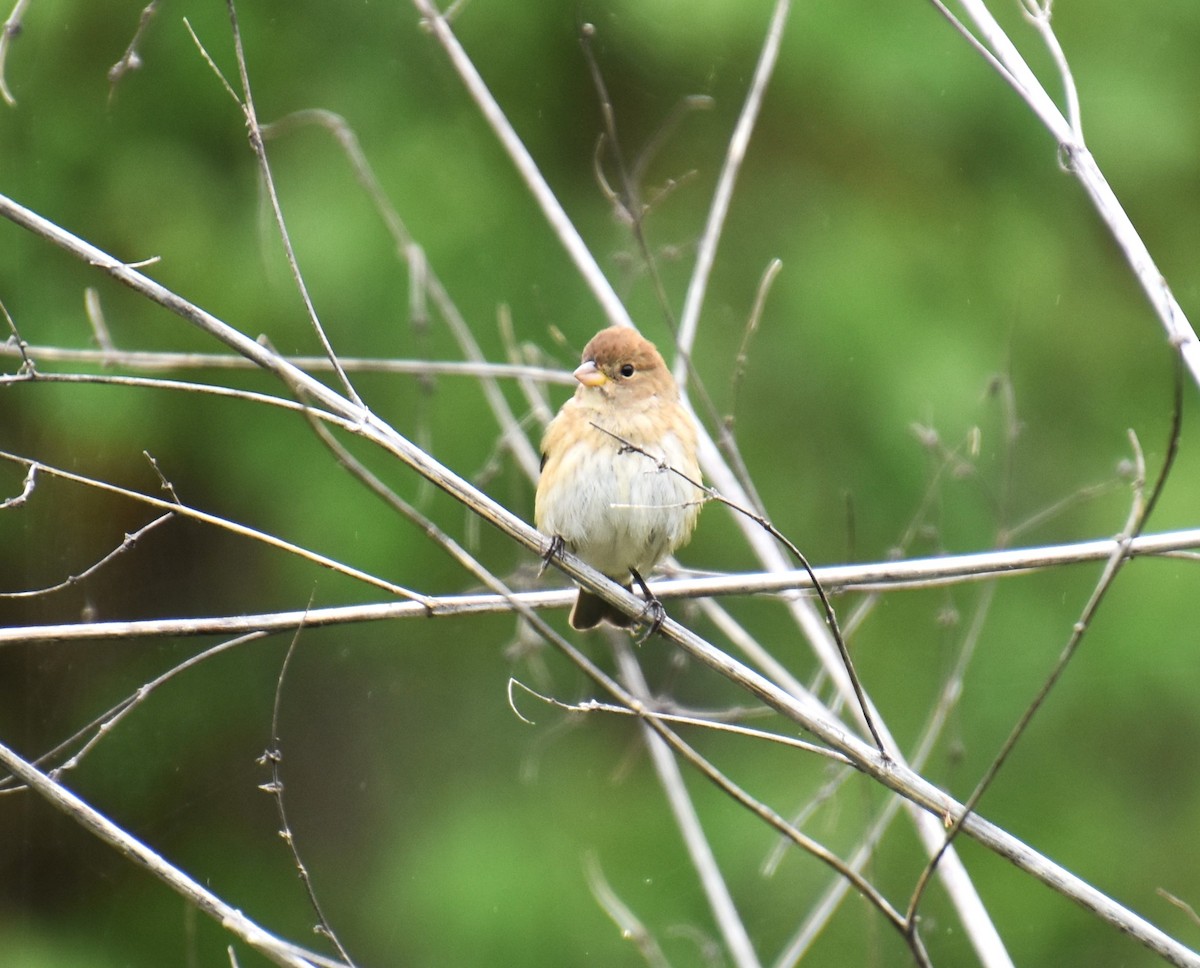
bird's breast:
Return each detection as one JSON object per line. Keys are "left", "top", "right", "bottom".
{"left": 536, "top": 420, "right": 701, "bottom": 576}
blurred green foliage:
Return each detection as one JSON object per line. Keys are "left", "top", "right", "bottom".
{"left": 2, "top": 1, "right": 1199, "bottom": 966}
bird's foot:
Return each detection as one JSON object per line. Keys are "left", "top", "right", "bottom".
{"left": 538, "top": 534, "right": 564, "bottom": 577}
{"left": 630, "top": 569, "right": 667, "bottom": 642}
{"left": 634, "top": 599, "right": 667, "bottom": 643}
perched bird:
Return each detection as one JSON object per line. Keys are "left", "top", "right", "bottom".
{"left": 535, "top": 326, "right": 703, "bottom": 630}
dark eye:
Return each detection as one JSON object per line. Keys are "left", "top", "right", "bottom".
{"left": 619, "top": 363, "right": 635, "bottom": 378}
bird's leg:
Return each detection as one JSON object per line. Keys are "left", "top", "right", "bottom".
{"left": 538, "top": 534, "right": 565, "bottom": 577}
{"left": 630, "top": 568, "right": 667, "bottom": 640}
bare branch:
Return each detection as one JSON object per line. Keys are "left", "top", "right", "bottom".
{"left": 0, "top": 340, "right": 571, "bottom": 383}
{"left": 6, "top": 524, "right": 1200, "bottom": 644}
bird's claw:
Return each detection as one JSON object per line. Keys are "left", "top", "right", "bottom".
{"left": 634, "top": 598, "right": 667, "bottom": 643}
{"left": 629, "top": 568, "right": 666, "bottom": 642}
{"left": 538, "top": 534, "right": 564, "bottom": 577}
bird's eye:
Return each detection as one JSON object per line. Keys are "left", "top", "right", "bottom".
{"left": 619, "top": 363, "right": 635, "bottom": 378}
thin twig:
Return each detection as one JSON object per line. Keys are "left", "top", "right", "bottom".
{"left": 83, "top": 288, "right": 116, "bottom": 353}
{"left": 0, "top": 449, "right": 426, "bottom": 603}
{"left": 1159, "top": 890, "right": 1200, "bottom": 929}
{"left": 107, "top": 0, "right": 160, "bottom": 104}
{"left": 509, "top": 679, "right": 851, "bottom": 764}
{"left": 1019, "top": 0, "right": 1082, "bottom": 141}
{"left": 497, "top": 305, "right": 554, "bottom": 427}
{"left": 584, "top": 853, "right": 674, "bottom": 968}
{"left": 727, "top": 259, "right": 780, "bottom": 435}
{"left": 0, "top": 511, "right": 174, "bottom": 599}
{"left": 260, "top": 618, "right": 358, "bottom": 967}
{"left": 0, "top": 0, "right": 31, "bottom": 106}
{"left": 0, "top": 370, "right": 359, "bottom": 419}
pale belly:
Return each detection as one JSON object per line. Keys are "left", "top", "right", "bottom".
{"left": 538, "top": 433, "right": 700, "bottom": 577}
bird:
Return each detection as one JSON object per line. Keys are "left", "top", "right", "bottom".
{"left": 535, "top": 326, "right": 703, "bottom": 630}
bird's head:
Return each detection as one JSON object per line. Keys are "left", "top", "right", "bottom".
{"left": 573, "top": 326, "right": 676, "bottom": 402}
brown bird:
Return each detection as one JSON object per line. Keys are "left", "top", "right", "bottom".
{"left": 535, "top": 326, "right": 703, "bottom": 630}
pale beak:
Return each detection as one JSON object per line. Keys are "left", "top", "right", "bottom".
{"left": 573, "top": 360, "right": 608, "bottom": 387}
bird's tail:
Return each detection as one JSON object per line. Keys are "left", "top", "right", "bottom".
{"left": 569, "top": 587, "right": 634, "bottom": 630}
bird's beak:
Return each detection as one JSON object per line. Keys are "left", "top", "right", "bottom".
{"left": 573, "top": 360, "right": 608, "bottom": 387}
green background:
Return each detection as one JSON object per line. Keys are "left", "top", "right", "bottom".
{"left": 2, "top": 1, "right": 1199, "bottom": 965}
